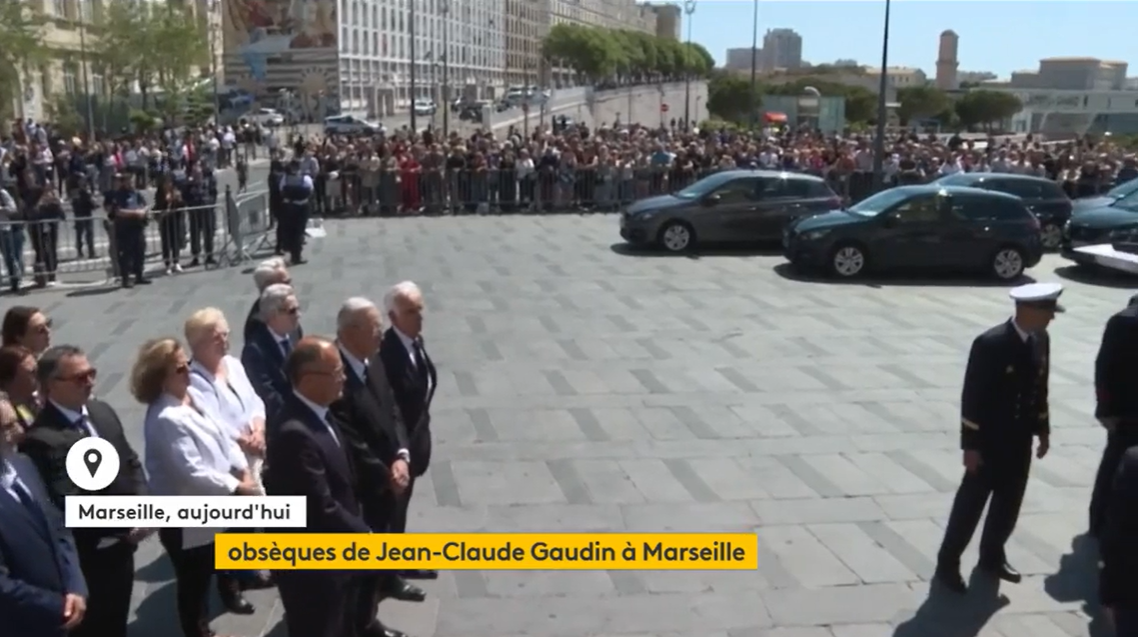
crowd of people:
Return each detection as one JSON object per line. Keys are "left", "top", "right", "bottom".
{"left": 0, "top": 257, "right": 436, "bottom": 637}
{"left": 275, "top": 123, "right": 1138, "bottom": 217}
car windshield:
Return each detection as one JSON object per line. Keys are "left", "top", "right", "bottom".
{"left": 673, "top": 173, "right": 741, "bottom": 200}
{"left": 1107, "top": 178, "right": 1138, "bottom": 200}
{"left": 846, "top": 188, "right": 918, "bottom": 217}
{"left": 1113, "top": 188, "right": 1138, "bottom": 212}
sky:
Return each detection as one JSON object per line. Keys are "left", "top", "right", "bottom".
{"left": 666, "top": 1, "right": 1136, "bottom": 78}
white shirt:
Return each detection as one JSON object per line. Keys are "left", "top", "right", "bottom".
{"left": 268, "top": 326, "right": 292, "bottom": 358}
{"left": 188, "top": 356, "right": 267, "bottom": 442}
{"left": 293, "top": 391, "right": 339, "bottom": 446}
{"left": 51, "top": 400, "right": 97, "bottom": 438}
{"left": 0, "top": 459, "right": 30, "bottom": 505}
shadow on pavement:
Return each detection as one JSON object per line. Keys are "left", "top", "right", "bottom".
{"left": 773, "top": 262, "right": 1037, "bottom": 288}
{"left": 129, "top": 581, "right": 176, "bottom": 637}
{"left": 609, "top": 242, "right": 782, "bottom": 259}
{"left": 1055, "top": 264, "right": 1138, "bottom": 289}
{"left": 1044, "top": 533, "right": 1110, "bottom": 637}
{"left": 893, "top": 572, "right": 1009, "bottom": 637}
{"left": 135, "top": 553, "right": 174, "bottom": 583}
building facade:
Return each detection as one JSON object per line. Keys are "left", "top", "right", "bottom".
{"left": 724, "top": 47, "right": 760, "bottom": 72}
{"left": 642, "top": 2, "right": 680, "bottom": 40}
{"left": 761, "top": 28, "right": 802, "bottom": 72}
{"left": 992, "top": 88, "right": 1138, "bottom": 136}
{"left": 221, "top": 0, "right": 506, "bottom": 121}
{"left": 1004, "top": 57, "right": 1128, "bottom": 91}
{"left": 504, "top": 0, "right": 549, "bottom": 87}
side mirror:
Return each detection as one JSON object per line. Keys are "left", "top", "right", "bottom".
{"left": 702, "top": 193, "right": 721, "bottom": 206}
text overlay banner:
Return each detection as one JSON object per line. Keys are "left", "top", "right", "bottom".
{"left": 65, "top": 496, "right": 307, "bottom": 528}
{"left": 215, "top": 533, "right": 759, "bottom": 570}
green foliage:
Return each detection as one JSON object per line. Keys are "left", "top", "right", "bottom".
{"left": 45, "top": 94, "right": 84, "bottom": 136}
{"left": 698, "top": 118, "right": 739, "bottom": 131}
{"left": 0, "top": 2, "right": 47, "bottom": 117}
{"left": 954, "top": 90, "right": 1023, "bottom": 130}
{"left": 129, "top": 109, "right": 161, "bottom": 132}
{"left": 183, "top": 83, "right": 214, "bottom": 126}
{"left": 706, "top": 71, "right": 760, "bottom": 125}
{"left": 91, "top": 0, "right": 209, "bottom": 109}
{"left": 542, "top": 25, "right": 712, "bottom": 81}
{"left": 896, "top": 86, "right": 950, "bottom": 125}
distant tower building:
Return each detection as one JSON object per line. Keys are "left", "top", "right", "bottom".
{"left": 936, "top": 29, "right": 959, "bottom": 90}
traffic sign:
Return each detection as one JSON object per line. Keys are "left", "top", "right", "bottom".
{"left": 660, "top": 103, "right": 669, "bottom": 112}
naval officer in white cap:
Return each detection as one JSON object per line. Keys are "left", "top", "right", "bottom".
{"left": 935, "top": 282, "right": 1061, "bottom": 594}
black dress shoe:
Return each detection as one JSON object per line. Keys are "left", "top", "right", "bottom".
{"left": 243, "top": 573, "right": 274, "bottom": 590}
{"left": 934, "top": 567, "right": 967, "bottom": 594}
{"left": 217, "top": 583, "right": 255, "bottom": 614}
{"left": 135, "top": 277, "right": 152, "bottom": 285}
{"left": 384, "top": 577, "right": 426, "bottom": 602}
{"left": 979, "top": 562, "right": 1022, "bottom": 583}
{"left": 402, "top": 569, "right": 438, "bottom": 580}
{"left": 362, "top": 623, "right": 409, "bottom": 637}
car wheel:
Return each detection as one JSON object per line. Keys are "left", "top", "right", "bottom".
{"left": 1040, "top": 222, "right": 1063, "bottom": 250}
{"left": 829, "top": 243, "right": 867, "bottom": 278}
{"left": 658, "top": 221, "right": 694, "bottom": 252}
{"left": 991, "top": 246, "right": 1026, "bottom": 280}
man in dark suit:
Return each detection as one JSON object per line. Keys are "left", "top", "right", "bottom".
{"left": 379, "top": 282, "right": 437, "bottom": 581}
{"left": 0, "top": 439, "right": 88, "bottom": 637}
{"left": 263, "top": 337, "right": 373, "bottom": 637}
{"left": 1090, "top": 297, "right": 1138, "bottom": 538}
{"left": 242, "top": 283, "right": 302, "bottom": 425}
{"left": 18, "top": 345, "right": 148, "bottom": 637}
{"left": 332, "top": 298, "right": 421, "bottom": 637}
{"left": 935, "top": 283, "right": 1059, "bottom": 594}
{"left": 243, "top": 257, "right": 295, "bottom": 342}
{"left": 1101, "top": 446, "right": 1138, "bottom": 635}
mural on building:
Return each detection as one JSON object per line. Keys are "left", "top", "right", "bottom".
{"left": 221, "top": 0, "right": 341, "bottom": 122}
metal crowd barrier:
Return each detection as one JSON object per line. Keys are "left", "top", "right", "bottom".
{"left": 0, "top": 186, "right": 273, "bottom": 289}
{"left": 314, "top": 166, "right": 1126, "bottom": 217}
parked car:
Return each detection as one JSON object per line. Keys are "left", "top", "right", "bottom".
{"left": 249, "top": 107, "right": 285, "bottom": 127}
{"left": 323, "top": 114, "right": 383, "bottom": 136}
{"left": 1072, "top": 177, "right": 1138, "bottom": 212}
{"left": 1062, "top": 187, "right": 1138, "bottom": 267}
{"left": 932, "top": 173, "right": 1072, "bottom": 249}
{"left": 783, "top": 185, "right": 1043, "bottom": 280}
{"left": 619, "top": 170, "right": 841, "bottom": 252}
{"left": 412, "top": 99, "right": 436, "bottom": 116}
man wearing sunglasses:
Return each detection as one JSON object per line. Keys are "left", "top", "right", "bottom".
{"left": 18, "top": 345, "right": 148, "bottom": 637}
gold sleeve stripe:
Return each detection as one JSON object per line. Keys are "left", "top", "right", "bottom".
{"left": 962, "top": 418, "right": 980, "bottom": 430}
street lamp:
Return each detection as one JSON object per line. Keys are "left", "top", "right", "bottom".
{"left": 682, "top": 0, "right": 696, "bottom": 129}
{"left": 78, "top": 0, "right": 95, "bottom": 139}
{"left": 441, "top": 0, "right": 450, "bottom": 136}
{"left": 871, "top": 0, "right": 891, "bottom": 192}
{"left": 747, "top": 0, "right": 758, "bottom": 130}
{"left": 208, "top": 0, "right": 221, "bottom": 124}
{"left": 410, "top": 0, "right": 418, "bottom": 131}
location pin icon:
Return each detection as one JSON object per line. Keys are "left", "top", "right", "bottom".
{"left": 83, "top": 449, "right": 102, "bottom": 477}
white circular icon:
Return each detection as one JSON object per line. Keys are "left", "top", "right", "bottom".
{"left": 65, "top": 438, "right": 121, "bottom": 492}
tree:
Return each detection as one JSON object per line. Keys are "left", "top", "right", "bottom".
{"left": 707, "top": 71, "right": 759, "bottom": 124}
{"left": 149, "top": 5, "right": 209, "bottom": 119}
{"left": 45, "top": 94, "right": 83, "bottom": 136}
{"left": 955, "top": 90, "right": 1023, "bottom": 131}
{"left": 90, "top": 0, "right": 147, "bottom": 105}
{"left": 896, "top": 86, "right": 950, "bottom": 125}
{"left": 542, "top": 24, "right": 712, "bottom": 83}
{"left": 0, "top": 2, "right": 47, "bottom": 118}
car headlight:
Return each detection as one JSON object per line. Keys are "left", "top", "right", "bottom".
{"left": 800, "top": 229, "right": 831, "bottom": 241}
{"left": 632, "top": 210, "right": 658, "bottom": 220}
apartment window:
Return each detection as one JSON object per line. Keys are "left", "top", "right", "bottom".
{"left": 92, "top": 72, "right": 104, "bottom": 95}
{"left": 63, "top": 61, "right": 78, "bottom": 94}
{"left": 40, "top": 65, "right": 52, "bottom": 96}
{"left": 53, "top": 0, "right": 67, "bottom": 16}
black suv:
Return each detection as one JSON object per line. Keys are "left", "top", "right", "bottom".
{"left": 934, "top": 173, "right": 1072, "bottom": 249}
{"left": 784, "top": 185, "right": 1044, "bottom": 280}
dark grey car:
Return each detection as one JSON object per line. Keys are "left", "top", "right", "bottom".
{"left": 619, "top": 170, "right": 841, "bottom": 252}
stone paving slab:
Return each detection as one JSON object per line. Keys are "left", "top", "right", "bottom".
{"left": 20, "top": 214, "right": 1131, "bottom": 637}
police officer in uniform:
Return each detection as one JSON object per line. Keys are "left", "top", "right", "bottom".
{"left": 935, "top": 282, "right": 1061, "bottom": 593}
{"left": 268, "top": 153, "right": 286, "bottom": 255}
{"left": 279, "top": 161, "right": 313, "bottom": 265}
{"left": 1088, "top": 295, "right": 1138, "bottom": 538}
{"left": 182, "top": 160, "right": 217, "bottom": 267}
{"left": 106, "top": 173, "right": 150, "bottom": 288}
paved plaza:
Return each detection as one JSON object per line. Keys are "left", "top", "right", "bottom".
{"left": 22, "top": 213, "right": 1136, "bottom": 637}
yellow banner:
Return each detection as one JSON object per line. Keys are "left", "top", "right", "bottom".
{"left": 214, "top": 533, "right": 758, "bottom": 570}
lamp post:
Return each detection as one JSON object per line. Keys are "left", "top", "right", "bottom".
{"left": 209, "top": 0, "right": 221, "bottom": 124}
{"left": 871, "top": 0, "right": 891, "bottom": 192}
{"left": 409, "top": 0, "right": 418, "bottom": 131}
{"left": 747, "top": 0, "right": 758, "bottom": 130}
{"left": 441, "top": 0, "right": 450, "bottom": 136}
{"left": 682, "top": 0, "right": 696, "bottom": 129}
{"left": 78, "top": 0, "right": 95, "bottom": 140}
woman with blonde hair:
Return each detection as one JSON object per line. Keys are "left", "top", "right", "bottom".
{"left": 184, "top": 307, "right": 272, "bottom": 603}
{"left": 134, "top": 337, "right": 259, "bottom": 637}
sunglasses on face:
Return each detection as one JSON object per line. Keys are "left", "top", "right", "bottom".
{"left": 58, "top": 369, "right": 97, "bottom": 384}
{"left": 283, "top": 307, "right": 300, "bottom": 316}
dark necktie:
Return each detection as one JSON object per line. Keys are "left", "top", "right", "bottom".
{"left": 322, "top": 412, "right": 342, "bottom": 447}
{"left": 412, "top": 340, "right": 428, "bottom": 384}
{"left": 11, "top": 480, "right": 48, "bottom": 530}
{"left": 280, "top": 338, "right": 292, "bottom": 357}
{"left": 75, "top": 415, "right": 92, "bottom": 437}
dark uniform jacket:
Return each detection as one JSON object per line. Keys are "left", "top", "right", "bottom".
{"left": 1101, "top": 446, "right": 1138, "bottom": 608}
{"left": 379, "top": 329, "right": 436, "bottom": 478}
{"left": 960, "top": 320, "right": 1050, "bottom": 453}
{"left": 1095, "top": 305, "right": 1138, "bottom": 425}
